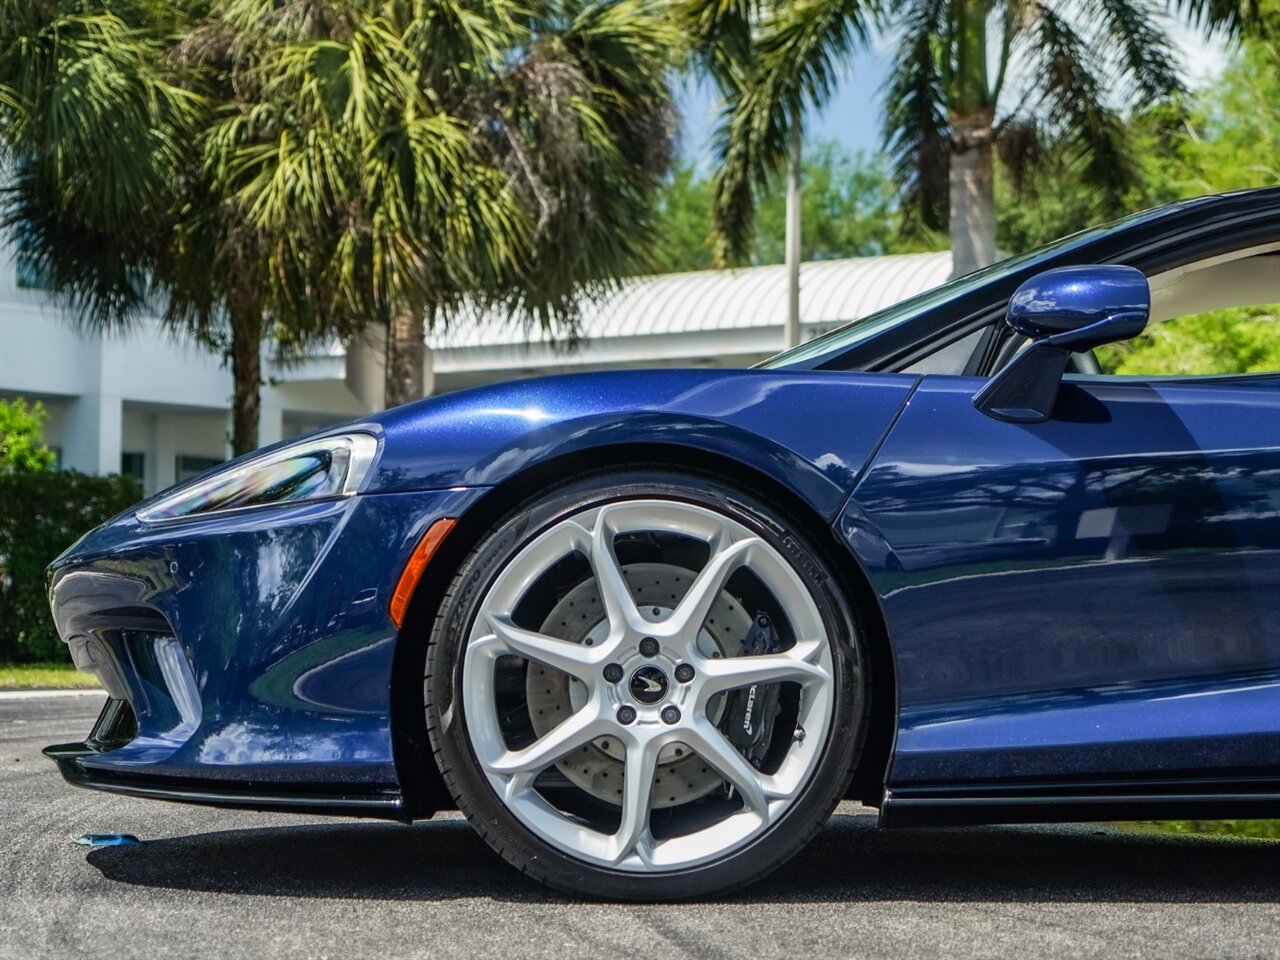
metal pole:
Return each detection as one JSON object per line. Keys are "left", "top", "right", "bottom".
{"left": 784, "top": 124, "right": 802, "bottom": 349}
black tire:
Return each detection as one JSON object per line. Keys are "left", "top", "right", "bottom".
{"left": 423, "top": 469, "right": 867, "bottom": 900}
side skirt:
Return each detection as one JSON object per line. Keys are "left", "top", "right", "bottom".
{"left": 880, "top": 781, "right": 1280, "bottom": 828}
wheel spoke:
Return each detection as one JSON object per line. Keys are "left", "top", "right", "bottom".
{"left": 698, "top": 643, "right": 827, "bottom": 698}
{"left": 610, "top": 737, "right": 659, "bottom": 864}
{"left": 502, "top": 771, "right": 538, "bottom": 804}
{"left": 587, "top": 511, "right": 647, "bottom": 635}
{"left": 485, "top": 705, "right": 609, "bottom": 776}
{"left": 486, "top": 614, "right": 598, "bottom": 680}
{"left": 665, "top": 536, "right": 761, "bottom": 638}
{"left": 683, "top": 718, "right": 772, "bottom": 817}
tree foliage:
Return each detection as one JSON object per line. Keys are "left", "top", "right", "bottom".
{"left": 1, "top": 1, "right": 681, "bottom": 433}
{"left": 1099, "top": 306, "right": 1280, "bottom": 376}
{"left": 0, "top": 0, "right": 348, "bottom": 454}
{"left": 650, "top": 142, "right": 920, "bottom": 273}
{"left": 200, "top": 0, "right": 680, "bottom": 407}
{"left": 0, "top": 398, "right": 56, "bottom": 474}
{"left": 681, "top": 0, "right": 1263, "bottom": 270}
{"left": 997, "top": 13, "right": 1280, "bottom": 258}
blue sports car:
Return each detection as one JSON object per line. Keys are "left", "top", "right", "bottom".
{"left": 46, "top": 188, "right": 1280, "bottom": 900}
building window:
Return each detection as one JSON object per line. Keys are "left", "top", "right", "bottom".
{"left": 175, "top": 454, "right": 223, "bottom": 482}
{"left": 121, "top": 452, "right": 146, "bottom": 483}
{"left": 15, "top": 252, "right": 54, "bottom": 291}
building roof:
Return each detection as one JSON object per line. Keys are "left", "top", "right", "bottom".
{"left": 427, "top": 251, "right": 954, "bottom": 350}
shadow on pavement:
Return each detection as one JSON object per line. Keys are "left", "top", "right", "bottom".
{"left": 86, "top": 811, "right": 1280, "bottom": 904}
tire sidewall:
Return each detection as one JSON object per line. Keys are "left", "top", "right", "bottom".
{"left": 425, "top": 470, "right": 864, "bottom": 900}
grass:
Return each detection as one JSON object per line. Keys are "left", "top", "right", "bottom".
{"left": 0, "top": 661, "right": 100, "bottom": 689}
{"left": 1146, "top": 820, "right": 1280, "bottom": 839}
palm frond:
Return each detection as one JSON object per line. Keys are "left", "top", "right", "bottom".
{"left": 710, "top": 0, "right": 880, "bottom": 263}
{"left": 1171, "top": 0, "right": 1267, "bottom": 36}
{"left": 679, "top": 0, "right": 758, "bottom": 90}
{"left": 0, "top": 4, "right": 205, "bottom": 330}
{"left": 995, "top": 116, "right": 1045, "bottom": 197}
{"left": 460, "top": 0, "right": 678, "bottom": 333}
{"left": 1026, "top": 3, "right": 1137, "bottom": 212}
{"left": 882, "top": 0, "right": 948, "bottom": 235}
{"left": 1094, "top": 0, "right": 1185, "bottom": 102}
{"left": 1, "top": 160, "right": 153, "bottom": 331}
{"left": 397, "top": 0, "right": 522, "bottom": 99}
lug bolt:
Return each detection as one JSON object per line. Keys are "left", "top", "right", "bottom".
{"left": 616, "top": 705, "right": 637, "bottom": 725}
{"left": 674, "top": 663, "right": 695, "bottom": 683}
{"left": 638, "top": 637, "right": 659, "bottom": 657}
{"left": 661, "top": 706, "right": 681, "bottom": 725}
{"left": 603, "top": 663, "right": 624, "bottom": 683}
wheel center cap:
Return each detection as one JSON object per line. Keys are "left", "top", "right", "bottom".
{"left": 629, "top": 665, "right": 669, "bottom": 705}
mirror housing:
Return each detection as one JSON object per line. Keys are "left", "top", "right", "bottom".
{"left": 973, "top": 265, "right": 1150, "bottom": 423}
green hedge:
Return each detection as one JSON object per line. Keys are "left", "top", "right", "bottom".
{"left": 0, "top": 471, "right": 142, "bottom": 662}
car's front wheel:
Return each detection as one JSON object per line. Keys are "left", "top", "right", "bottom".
{"left": 424, "top": 471, "right": 865, "bottom": 899}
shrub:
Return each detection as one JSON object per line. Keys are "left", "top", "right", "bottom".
{"left": 0, "top": 471, "right": 141, "bottom": 662}
{"left": 0, "top": 398, "right": 57, "bottom": 474}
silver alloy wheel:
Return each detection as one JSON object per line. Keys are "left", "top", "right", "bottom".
{"left": 461, "top": 499, "right": 836, "bottom": 872}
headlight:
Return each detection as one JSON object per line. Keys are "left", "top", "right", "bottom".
{"left": 138, "top": 433, "right": 379, "bottom": 522}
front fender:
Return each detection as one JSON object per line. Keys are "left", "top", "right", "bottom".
{"left": 367, "top": 369, "right": 918, "bottom": 520}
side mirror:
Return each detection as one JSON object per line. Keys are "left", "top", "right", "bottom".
{"left": 973, "top": 265, "right": 1150, "bottom": 423}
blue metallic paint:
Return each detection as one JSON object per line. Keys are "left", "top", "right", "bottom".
{"left": 842, "top": 374, "right": 1280, "bottom": 787}
{"left": 50, "top": 487, "right": 483, "bottom": 787}
{"left": 1006, "top": 265, "right": 1150, "bottom": 341}
{"left": 364, "top": 369, "right": 917, "bottom": 519}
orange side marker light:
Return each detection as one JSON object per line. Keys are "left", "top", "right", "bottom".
{"left": 390, "top": 518, "right": 457, "bottom": 627}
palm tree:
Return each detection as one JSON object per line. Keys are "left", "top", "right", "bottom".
{"left": 213, "top": 0, "right": 679, "bottom": 408}
{"left": 686, "top": 0, "right": 1262, "bottom": 277}
{"left": 3, "top": 1, "right": 679, "bottom": 453}
{"left": 0, "top": 0, "right": 360, "bottom": 455}
{"left": 0, "top": 2, "right": 201, "bottom": 331}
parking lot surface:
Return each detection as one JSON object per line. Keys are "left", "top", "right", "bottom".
{"left": 4, "top": 694, "right": 1280, "bottom": 959}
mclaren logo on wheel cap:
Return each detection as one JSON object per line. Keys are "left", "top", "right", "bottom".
{"left": 629, "top": 666, "right": 669, "bottom": 704}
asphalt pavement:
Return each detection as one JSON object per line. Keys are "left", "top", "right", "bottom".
{"left": 4, "top": 694, "right": 1280, "bottom": 959}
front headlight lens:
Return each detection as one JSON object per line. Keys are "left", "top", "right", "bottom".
{"left": 138, "top": 433, "right": 379, "bottom": 522}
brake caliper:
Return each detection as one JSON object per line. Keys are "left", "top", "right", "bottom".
{"left": 722, "top": 613, "right": 784, "bottom": 768}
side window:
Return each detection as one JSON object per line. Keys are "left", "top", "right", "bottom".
{"left": 15, "top": 250, "right": 54, "bottom": 291}
{"left": 1097, "top": 302, "right": 1280, "bottom": 376}
{"left": 1093, "top": 248, "right": 1280, "bottom": 378}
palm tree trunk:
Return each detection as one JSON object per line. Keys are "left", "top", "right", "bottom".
{"left": 384, "top": 298, "right": 426, "bottom": 409}
{"left": 947, "top": 0, "right": 996, "bottom": 278}
{"left": 949, "top": 113, "right": 996, "bottom": 277}
{"left": 784, "top": 125, "right": 802, "bottom": 349}
{"left": 228, "top": 292, "right": 262, "bottom": 456}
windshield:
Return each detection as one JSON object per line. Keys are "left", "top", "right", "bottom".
{"left": 758, "top": 204, "right": 1177, "bottom": 369}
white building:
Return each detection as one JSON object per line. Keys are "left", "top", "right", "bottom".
{"left": 0, "top": 233, "right": 951, "bottom": 495}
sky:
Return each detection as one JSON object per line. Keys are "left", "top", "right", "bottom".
{"left": 676, "top": 16, "right": 1234, "bottom": 170}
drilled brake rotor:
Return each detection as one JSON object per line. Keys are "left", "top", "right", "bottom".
{"left": 525, "top": 562, "right": 751, "bottom": 808}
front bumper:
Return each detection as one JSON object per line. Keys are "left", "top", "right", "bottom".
{"left": 45, "top": 699, "right": 408, "bottom": 817}
{"left": 44, "top": 486, "right": 484, "bottom": 813}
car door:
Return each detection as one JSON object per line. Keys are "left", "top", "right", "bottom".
{"left": 841, "top": 372, "right": 1280, "bottom": 793}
